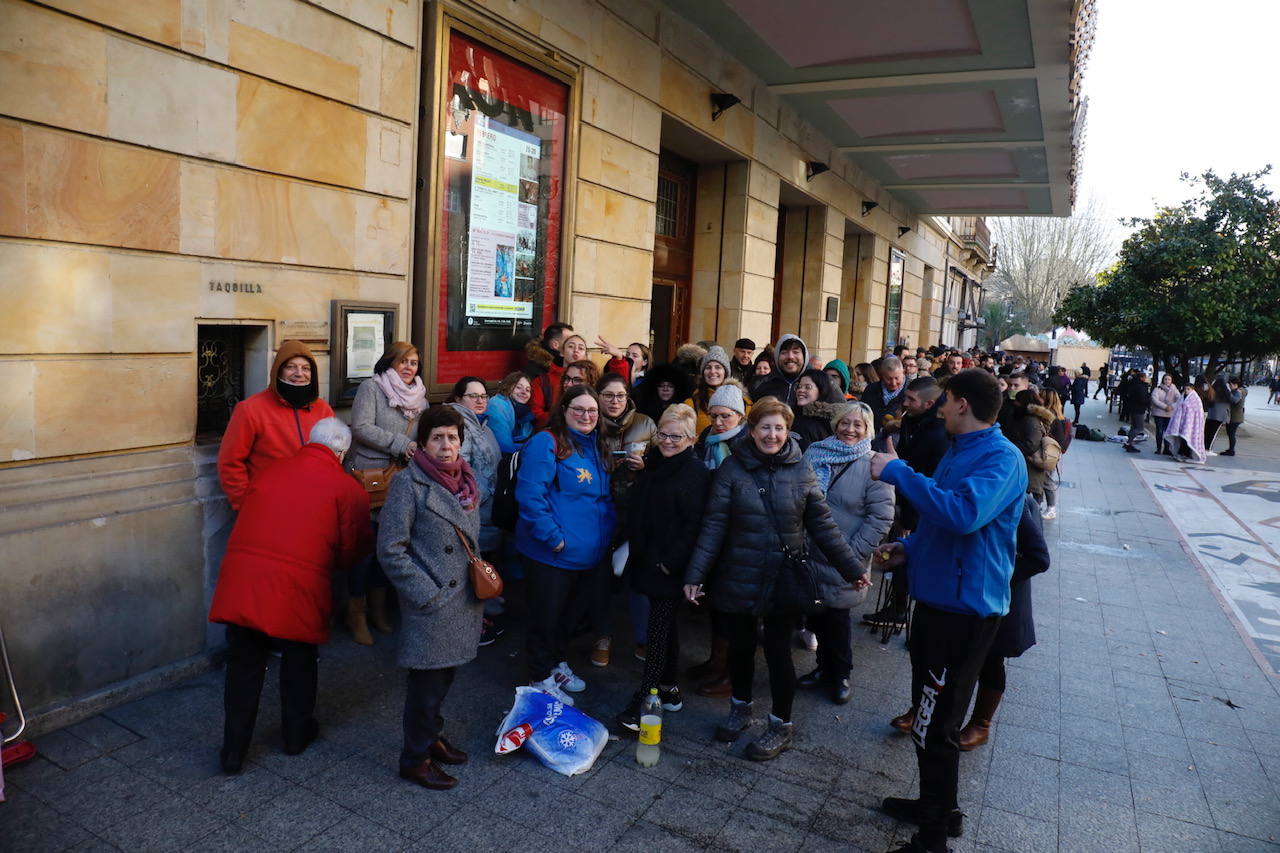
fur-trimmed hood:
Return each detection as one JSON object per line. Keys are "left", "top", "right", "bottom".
{"left": 1027, "top": 404, "right": 1055, "bottom": 424}
{"left": 524, "top": 338, "right": 555, "bottom": 370}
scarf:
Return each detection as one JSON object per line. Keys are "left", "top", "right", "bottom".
{"left": 702, "top": 423, "right": 744, "bottom": 469}
{"left": 275, "top": 379, "right": 315, "bottom": 409}
{"left": 374, "top": 369, "right": 428, "bottom": 419}
{"left": 412, "top": 449, "right": 479, "bottom": 510}
{"left": 804, "top": 434, "right": 873, "bottom": 492}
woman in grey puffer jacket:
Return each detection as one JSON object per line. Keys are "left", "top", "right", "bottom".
{"left": 799, "top": 402, "right": 895, "bottom": 704}
{"left": 683, "top": 399, "right": 866, "bottom": 762}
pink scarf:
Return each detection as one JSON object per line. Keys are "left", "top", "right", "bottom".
{"left": 374, "top": 369, "right": 427, "bottom": 419}
{"left": 412, "top": 449, "right": 479, "bottom": 510}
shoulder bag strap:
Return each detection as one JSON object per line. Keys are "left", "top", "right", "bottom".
{"left": 826, "top": 460, "right": 855, "bottom": 492}
{"left": 451, "top": 523, "right": 478, "bottom": 560}
{"left": 747, "top": 466, "right": 802, "bottom": 557}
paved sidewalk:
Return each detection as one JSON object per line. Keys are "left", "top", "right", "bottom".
{"left": 4, "top": 397, "right": 1280, "bottom": 851}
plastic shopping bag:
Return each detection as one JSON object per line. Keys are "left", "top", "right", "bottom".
{"left": 494, "top": 686, "right": 609, "bottom": 776}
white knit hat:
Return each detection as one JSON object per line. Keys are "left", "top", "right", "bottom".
{"left": 707, "top": 382, "right": 746, "bottom": 415}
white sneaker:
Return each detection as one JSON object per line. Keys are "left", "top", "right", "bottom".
{"left": 552, "top": 661, "right": 586, "bottom": 693}
{"left": 531, "top": 676, "right": 575, "bottom": 706}
{"left": 1041, "top": 507, "right": 1057, "bottom": 521}
{"left": 797, "top": 629, "right": 818, "bottom": 651}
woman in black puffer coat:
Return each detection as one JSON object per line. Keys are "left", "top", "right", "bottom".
{"left": 683, "top": 399, "right": 866, "bottom": 762}
{"left": 615, "top": 404, "right": 711, "bottom": 732}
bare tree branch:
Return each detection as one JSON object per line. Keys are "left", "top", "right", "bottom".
{"left": 986, "top": 197, "right": 1119, "bottom": 332}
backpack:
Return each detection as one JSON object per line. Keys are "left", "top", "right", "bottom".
{"left": 491, "top": 451, "right": 523, "bottom": 532}
{"left": 1031, "top": 434, "right": 1062, "bottom": 472}
{"left": 1075, "top": 423, "right": 1091, "bottom": 440}
{"left": 1087, "top": 426, "right": 1107, "bottom": 441}
{"left": 1059, "top": 418, "right": 1073, "bottom": 453}
{"left": 491, "top": 447, "right": 559, "bottom": 532}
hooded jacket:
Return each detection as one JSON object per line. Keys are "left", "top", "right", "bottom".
{"left": 751, "top": 334, "right": 809, "bottom": 406}
{"left": 209, "top": 443, "right": 371, "bottom": 643}
{"left": 1149, "top": 382, "right": 1180, "bottom": 419}
{"left": 823, "top": 359, "right": 853, "bottom": 396}
{"left": 1008, "top": 403, "right": 1055, "bottom": 495}
{"left": 803, "top": 449, "right": 894, "bottom": 608}
{"left": 880, "top": 425, "right": 1027, "bottom": 618}
{"left": 217, "top": 340, "right": 335, "bottom": 510}
{"left": 893, "top": 399, "right": 950, "bottom": 531}
{"left": 524, "top": 340, "right": 564, "bottom": 428}
{"left": 634, "top": 363, "right": 694, "bottom": 424}
{"left": 684, "top": 434, "right": 861, "bottom": 615}
{"left": 626, "top": 446, "right": 712, "bottom": 600}
{"left": 515, "top": 428, "right": 615, "bottom": 570}
{"left": 449, "top": 403, "right": 503, "bottom": 552}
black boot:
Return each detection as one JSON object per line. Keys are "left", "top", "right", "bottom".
{"left": 881, "top": 797, "right": 964, "bottom": 837}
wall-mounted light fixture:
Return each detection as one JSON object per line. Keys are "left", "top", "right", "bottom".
{"left": 898, "top": 226, "right": 912, "bottom": 238}
{"left": 805, "top": 161, "right": 830, "bottom": 182}
{"left": 710, "top": 92, "right": 742, "bottom": 122}
{"left": 861, "top": 200, "right": 878, "bottom": 216}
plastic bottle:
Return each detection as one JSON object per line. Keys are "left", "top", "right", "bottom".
{"left": 635, "top": 688, "right": 662, "bottom": 767}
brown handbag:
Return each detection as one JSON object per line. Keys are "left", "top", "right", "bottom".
{"left": 453, "top": 524, "right": 503, "bottom": 600}
{"left": 352, "top": 419, "right": 416, "bottom": 509}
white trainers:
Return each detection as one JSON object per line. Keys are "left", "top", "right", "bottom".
{"left": 796, "top": 629, "right": 818, "bottom": 651}
{"left": 531, "top": 676, "right": 575, "bottom": 706}
{"left": 1041, "top": 507, "right": 1057, "bottom": 521}
{"left": 552, "top": 661, "right": 586, "bottom": 693}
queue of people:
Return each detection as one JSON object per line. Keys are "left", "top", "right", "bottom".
{"left": 211, "top": 332, "right": 1064, "bottom": 853}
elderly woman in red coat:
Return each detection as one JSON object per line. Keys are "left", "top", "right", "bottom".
{"left": 209, "top": 417, "right": 371, "bottom": 774}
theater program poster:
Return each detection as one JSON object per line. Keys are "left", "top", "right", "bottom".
{"left": 464, "top": 115, "right": 539, "bottom": 321}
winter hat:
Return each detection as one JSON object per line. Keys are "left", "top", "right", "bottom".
{"left": 707, "top": 382, "right": 746, "bottom": 416}
{"left": 701, "top": 345, "right": 732, "bottom": 376}
{"left": 823, "top": 359, "right": 852, "bottom": 393}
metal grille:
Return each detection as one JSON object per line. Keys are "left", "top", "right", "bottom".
{"left": 196, "top": 326, "right": 246, "bottom": 438}
{"left": 655, "top": 175, "right": 680, "bottom": 237}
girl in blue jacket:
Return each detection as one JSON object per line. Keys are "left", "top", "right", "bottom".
{"left": 516, "top": 385, "right": 615, "bottom": 698}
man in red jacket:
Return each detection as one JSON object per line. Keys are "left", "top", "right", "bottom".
{"left": 209, "top": 418, "right": 371, "bottom": 773}
{"left": 217, "top": 340, "right": 335, "bottom": 511}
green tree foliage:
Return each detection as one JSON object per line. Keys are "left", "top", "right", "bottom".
{"left": 1056, "top": 169, "right": 1280, "bottom": 378}
{"left": 979, "top": 300, "right": 1028, "bottom": 351}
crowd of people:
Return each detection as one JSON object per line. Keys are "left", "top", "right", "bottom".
{"left": 213, "top": 325, "right": 1158, "bottom": 853}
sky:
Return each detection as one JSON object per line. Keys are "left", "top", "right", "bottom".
{"left": 1078, "top": 0, "right": 1280, "bottom": 232}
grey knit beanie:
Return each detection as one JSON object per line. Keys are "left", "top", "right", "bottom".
{"left": 701, "top": 345, "right": 732, "bottom": 375}
{"left": 707, "top": 382, "right": 746, "bottom": 415}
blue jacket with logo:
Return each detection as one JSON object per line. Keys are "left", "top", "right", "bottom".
{"left": 880, "top": 425, "right": 1027, "bottom": 617}
{"left": 515, "top": 429, "right": 615, "bottom": 570}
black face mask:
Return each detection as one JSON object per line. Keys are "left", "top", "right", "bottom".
{"left": 276, "top": 379, "right": 315, "bottom": 409}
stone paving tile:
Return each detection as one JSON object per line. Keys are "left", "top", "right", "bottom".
{"left": 96, "top": 795, "right": 225, "bottom": 852}
{"left": 976, "top": 805, "right": 1058, "bottom": 853}
{"left": 1135, "top": 811, "right": 1222, "bottom": 852}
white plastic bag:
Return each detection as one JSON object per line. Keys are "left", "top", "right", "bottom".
{"left": 494, "top": 686, "right": 609, "bottom": 776}
{"left": 611, "top": 542, "right": 630, "bottom": 578}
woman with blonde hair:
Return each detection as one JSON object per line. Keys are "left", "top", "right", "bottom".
{"left": 616, "top": 403, "right": 711, "bottom": 730}
{"left": 345, "top": 341, "right": 428, "bottom": 644}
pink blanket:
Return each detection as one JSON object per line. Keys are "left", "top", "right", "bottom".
{"left": 1163, "top": 389, "right": 1206, "bottom": 462}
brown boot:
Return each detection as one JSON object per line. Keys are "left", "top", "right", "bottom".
{"left": 688, "top": 636, "right": 728, "bottom": 681}
{"left": 368, "top": 587, "right": 393, "bottom": 633}
{"left": 889, "top": 707, "right": 916, "bottom": 732}
{"left": 696, "top": 672, "right": 733, "bottom": 698}
{"left": 346, "top": 597, "right": 373, "bottom": 646}
{"left": 958, "top": 687, "right": 1003, "bottom": 751}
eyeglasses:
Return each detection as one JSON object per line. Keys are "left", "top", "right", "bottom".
{"left": 600, "top": 392, "right": 628, "bottom": 401}
{"left": 564, "top": 375, "right": 584, "bottom": 385}
{"left": 567, "top": 406, "right": 599, "bottom": 417}
{"left": 655, "top": 431, "right": 691, "bottom": 442}
{"left": 463, "top": 392, "right": 489, "bottom": 401}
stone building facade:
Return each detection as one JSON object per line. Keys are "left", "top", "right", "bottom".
{"left": 0, "top": 0, "right": 1083, "bottom": 717}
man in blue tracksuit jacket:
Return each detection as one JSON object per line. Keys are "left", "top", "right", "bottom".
{"left": 870, "top": 369, "right": 1027, "bottom": 853}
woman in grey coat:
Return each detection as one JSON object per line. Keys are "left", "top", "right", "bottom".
{"left": 446, "top": 376, "right": 502, "bottom": 554}
{"left": 345, "top": 342, "right": 427, "bottom": 644}
{"left": 378, "top": 406, "right": 483, "bottom": 792}
{"left": 798, "top": 402, "right": 895, "bottom": 703}
{"left": 683, "top": 399, "right": 868, "bottom": 762}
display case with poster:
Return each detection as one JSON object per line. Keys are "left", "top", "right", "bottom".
{"left": 433, "top": 29, "right": 570, "bottom": 385}
{"left": 329, "top": 300, "right": 399, "bottom": 407}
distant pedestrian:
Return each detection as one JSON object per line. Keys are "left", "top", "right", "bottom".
{"left": 1093, "top": 363, "right": 1109, "bottom": 400}
{"left": 210, "top": 418, "right": 371, "bottom": 774}
{"left": 1163, "top": 382, "right": 1207, "bottom": 463}
{"left": 1069, "top": 369, "right": 1089, "bottom": 423}
{"left": 1222, "top": 376, "right": 1246, "bottom": 456}
{"left": 1149, "top": 374, "right": 1180, "bottom": 455}
{"left": 1122, "top": 372, "right": 1151, "bottom": 453}
{"left": 1205, "top": 375, "right": 1231, "bottom": 453}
